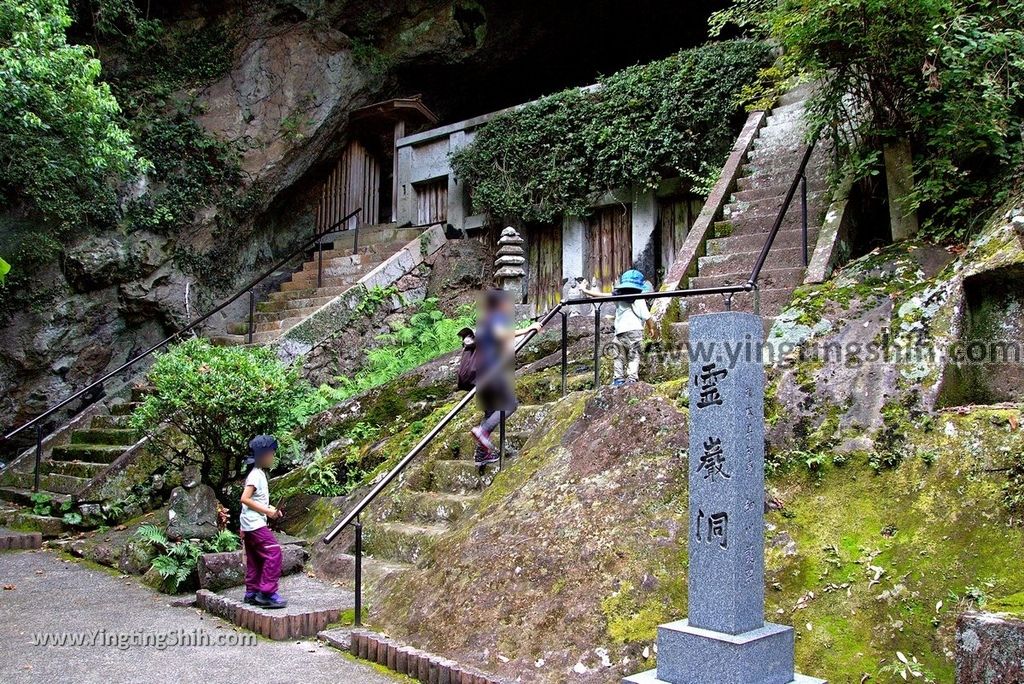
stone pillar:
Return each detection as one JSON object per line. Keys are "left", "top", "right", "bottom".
{"left": 495, "top": 226, "right": 527, "bottom": 304}
{"left": 624, "top": 312, "right": 824, "bottom": 684}
{"left": 884, "top": 138, "right": 919, "bottom": 241}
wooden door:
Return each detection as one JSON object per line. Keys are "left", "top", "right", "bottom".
{"left": 585, "top": 204, "right": 633, "bottom": 292}
{"left": 527, "top": 222, "right": 563, "bottom": 315}
{"left": 316, "top": 139, "right": 380, "bottom": 232}
{"left": 658, "top": 195, "right": 703, "bottom": 283}
{"left": 415, "top": 178, "right": 448, "bottom": 225}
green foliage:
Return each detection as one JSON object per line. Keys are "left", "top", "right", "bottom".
{"left": 1003, "top": 452, "right": 1024, "bottom": 514}
{"left": 0, "top": 0, "right": 137, "bottom": 315}
{"left": 121, "top": 106, "right": 242, "bottom": 236}
{"left": 312, "top": 298, "right": 476, "bottom": 409}
{"left": 30, "top": 492, "right": 53, "bottom": 516}
{"left": 134, "top": 523, "right": 240, "bottom": 593}
{"left": 131, "top": 338, "right": 315, "bottom": 492}
{"left": 450, "top": 40, "right": 775, "bottom": 223}
{"left": 356, "top": 285, "right": 399, "bottom": 317}
{"left": 712, "top": 0, "right": 1024, "bottom": 241}
{"left": 0, "top": 256, "right": 9, "bottom": 283}
{"left": 0, "top": 0, "right": 136, "bottom": 224}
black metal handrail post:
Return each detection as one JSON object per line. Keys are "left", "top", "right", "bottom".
{"left": 592, "top": 303, "right": 601, "bottom": 389}
{"left": 353, "top": 220, "right": 360, "bottom": 256}
{"left": 2, "top": 208, "right": 362, "bottom": 450}
{"left": 354, "top": 517, "right": 363, "bottom": 627}
{"left": 317, "top": 235, "right": 325, "bottom": 289}
{"left": 498, "top": 412, "right": 506, "bottom": 470}
{"left": 560, "top": 311, "right": 568, "bottom": 396}
{"left": 801, "top": 173, "right": 809, "bottom": 266}
{"left": 247, "top": 290, "right": 256, "bottom": 345}
{"left": 33, "top": 425, "right": 42, "bottom": 493}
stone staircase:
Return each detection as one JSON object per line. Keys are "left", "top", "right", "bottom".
{"left": 0, "top": 393, "right": 143, "bottom": 515}
{"left": 672, "top": 86, "right": 831, "bottom": 338}
{"left": 327, "top": 417, "right": 539, "bottom": 597}
{"left": 212, "top": 224, "right": 425, "bottom": 346}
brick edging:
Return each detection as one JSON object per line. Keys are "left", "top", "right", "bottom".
{"left": 0, "top": 530, "right": 43, "bottom": 550}
{"left": 195, "top": 589, "right": 341, "bottom": 640}
{"left": 347, "top": 629, "right": 504, "bottom": 684}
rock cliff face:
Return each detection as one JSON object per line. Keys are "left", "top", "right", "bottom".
{"left": 0, "top": 0, "right": 724, "bottom": 435}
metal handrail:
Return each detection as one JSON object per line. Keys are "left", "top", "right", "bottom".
{"left": 2, "top": 208, "right": 363, "bottom": 449}
{"left": 747, "top": 136, "right": 819, "bottom": 286}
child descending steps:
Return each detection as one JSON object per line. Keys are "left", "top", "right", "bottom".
{"left": 582, "top": 269, "right": 654, "bottom": 387}
{"left": 239, "top": 435, "right": 288, "bottom": 609}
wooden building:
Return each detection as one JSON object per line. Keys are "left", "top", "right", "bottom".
{"left": 316, "top": 97, "right": 438, "bottom": 234}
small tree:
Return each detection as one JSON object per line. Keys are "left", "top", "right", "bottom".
{"left": 132, "top": 338, "right": 310, "bottom": 493}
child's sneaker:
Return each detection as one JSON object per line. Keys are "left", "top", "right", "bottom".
{"left": 243, "top": 592, "right": 259, "bottom": 605}
{"left": 256, "top": 592, "right": 288, "bottom": 609}
{"left": 474, "top": 444, "right": 499, "bottom": 466}
{"left": 471, "top": 426, "right": 495, "bottom": 453}
{"left": 611, "top": 378, "right": 626, "bottom": 388}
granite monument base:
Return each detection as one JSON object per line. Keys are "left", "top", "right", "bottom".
{"left": 622, "top": 620, "right": 827, "bottom": 684}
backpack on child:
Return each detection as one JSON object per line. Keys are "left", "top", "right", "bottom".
{"left": 457, "top": 327, "right": 480, "bottom": 391}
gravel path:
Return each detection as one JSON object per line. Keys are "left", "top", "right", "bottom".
{"left": 0, "top": 549, "right": 401, "bottom": 684}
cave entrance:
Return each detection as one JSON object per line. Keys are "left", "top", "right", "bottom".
{"left": 317, "top": 97, "right": 438, "bottom": 232}
{"left": 936, "top": 265, "right": 1024, "bottom": 407}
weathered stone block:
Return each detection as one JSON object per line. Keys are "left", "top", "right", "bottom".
{"left": 957, "top": 611, "right": 1024, "bottom": 683}
{"left": 196, "top": 544, "right": 307, "bottom": 591}
{"left": 166, "top": 484, "right": 219, "bottom": 541}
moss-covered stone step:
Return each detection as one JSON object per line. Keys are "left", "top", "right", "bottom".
{"left": 109, "top": 401, "right": 142, "bottom": 417}
{"left": 384, "top": 491, "right": 477, "bottom": 524}
{"left": 361, "top": 521, "right": 448, "bottom": 565}
{"left": 51, "top": 444, "right": 126, "bottom": 464}
{"left": 679, "top": 287, "right": 796, "bottom": 318}
{"left": 6, "top": 471, "right": 89, "bottom": 495}
{"left": 690, "top": 266, "right": 806, "bottom": 291}
{"left": 698, "top": 247, "right": 805, "bottom": 277}
{"left": 426, "top": 460, "right": 484, "bottom": 494}
{"left": 257, "top": 293, "right": 337, "bottom": 313}
{"left": 90, "top": 414, "right": 132, "bottom": 430}
{"left": 70, "top": 428, "right": 138, "bottom": 446}
{"left": 706, "top": 228, "right": 814, "bottom": 257}
{"left": 323, "top": 553, "right": 412, "bottom": 590}
{"left": 0, "top": 486, "right": 72, "bottom": 508}
{"left": 266, "top": 284, "right": 350, "bottom": 303}
{"left": 40, "top": 459, "right": 107, "bottom": 480}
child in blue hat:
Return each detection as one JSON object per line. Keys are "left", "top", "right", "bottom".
{"left": 582, "top": 269, "right": 653, "bottom": 386}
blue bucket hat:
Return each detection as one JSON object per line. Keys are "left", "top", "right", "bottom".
{"left": 613, "top": 269, "right": 652, "bottom": 295}
{"left": 245, "top": 435, "right": 278, "bottom": 465}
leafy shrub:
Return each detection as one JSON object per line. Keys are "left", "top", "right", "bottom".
{"left": 131, "top": 338, "right": 315, "bottom": 493}
{"left": 312, "top": 297, "right": 476, "bottom": 409}
{"left": 134, "top": 523, "right": 240, "bottom": 593}
{"left": 450, "top": 40, "right": 775, "bottom": 223}
{"left": 0, "top": 0, "right": 138, "bottom": 316}
{"left": 712, "top": 0, "right": 1024, "bottom": 241}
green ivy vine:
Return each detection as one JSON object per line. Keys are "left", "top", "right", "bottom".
{"left": 449, "top": 40, "right": 775, "bottom": 223}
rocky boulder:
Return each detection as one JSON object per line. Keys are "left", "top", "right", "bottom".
{"left": 197, "top": 543, "right": 308, "bottom": 591}
{"left": 166, "top": 484, "right": 220, "bottom": 541}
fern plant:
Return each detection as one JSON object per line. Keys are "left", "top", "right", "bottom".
{"left": 134, "top": 523, "right": 241, "bottom": 593}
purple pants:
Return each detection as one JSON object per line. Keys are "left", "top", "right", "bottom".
{"left": 242, "top": 526, "right": 282, "bottom": 594}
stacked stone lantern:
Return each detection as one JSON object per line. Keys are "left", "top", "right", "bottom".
{"left": 494, "top": 226, "right": 527, "bottom": 304}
